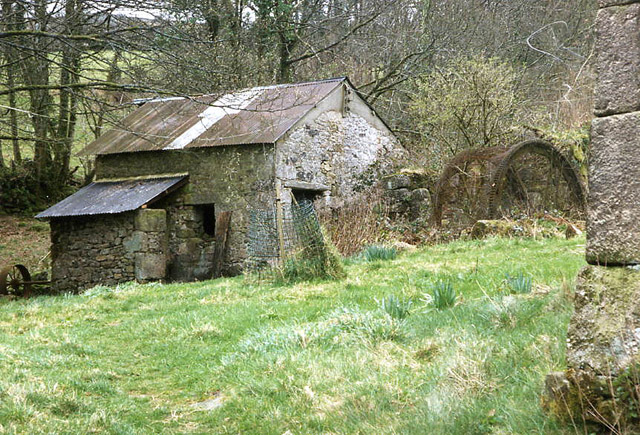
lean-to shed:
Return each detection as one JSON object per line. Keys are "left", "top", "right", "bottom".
{"left": 37, "top": 77, "right": 404, "bottom": 292}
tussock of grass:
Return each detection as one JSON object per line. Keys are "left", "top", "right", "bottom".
{"left": 0, "top": 236, "right": 585, "bottom": 433}
{"left": 361, "top": 245, "right": 398, "bottom": 262}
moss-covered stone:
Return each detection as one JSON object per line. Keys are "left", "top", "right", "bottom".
{"left": 135, "top": 209, "right": 167, "bottom": 232}
{"left": 470, "top": 219, "right": 561, "bottom": 239}
{"left": 567, "top": 265, "right": 640, "bottom": 376}
{"left": 544, "top": 367, "right": 640, "bottom": 430}
{"left": 546, "top": 266, "right": 640, "bottom": 429}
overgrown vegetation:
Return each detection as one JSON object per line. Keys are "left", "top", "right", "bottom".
{"left": 276, "top": 205, "right": 346, "bottom": 283}
{"left": 0, "top": 236, "right": 586, "bottom": 433}
{"left": 412, "top": 55, "right": 531, "bottom": 169}
{"left": 318, "top": 188, "right": 396, "bottom": 257}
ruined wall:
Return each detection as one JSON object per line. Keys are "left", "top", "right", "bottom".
{"left": 50, "top": 213, "right": 137, "bottom": 293}
{"left": 587, "top": 1, "right": 640, "bottom": 265}
{"left": 382, "top": 171, "right": 433, "bottom": 219}
{"left": 276, "top": 110, "right": 402, "bottom": 206}
{"left": 96, "top": 145, "right": 276, "bottom": 276}
{"left": 545, "top": 0, "right": 640, "bottom": 424}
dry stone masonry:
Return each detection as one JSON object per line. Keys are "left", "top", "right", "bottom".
{"left": 41, "top": 78, "right": 404, "bottom": 293}
{"left": 382, "top": 170, "right": 433, "bottom": 218}
{"left": 546, "top": 0, "right": 640, "bottom": 425}
{"left": 51, "top": 213, "right": 137, "bottom": 293}
{"left": 51, "top": 209, "right": 170, "bottom": 293}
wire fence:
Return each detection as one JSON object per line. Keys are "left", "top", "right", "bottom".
{"left": 245, "top": 200, "right": 327, "bottom": 277}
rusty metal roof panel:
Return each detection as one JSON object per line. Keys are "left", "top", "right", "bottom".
{"left": 79, "top": 78, "right": 345, "bottom": 156}
{"left": 35, "top": 175, "right": 187, "bottom": 219}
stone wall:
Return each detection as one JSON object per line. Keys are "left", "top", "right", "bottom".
{"left": 50, "top": 209, "right": 170, "bottom": 293}
{"left": 381, "top": 171, "right": 433, "bottom": 219}
{"left": 163, "top": 204, "right": 216, "bottom": 281}
{"left": 96, "top": 145, "right": 276, "bottom": 275}
{"left": 51, "top": 213, "right": 137, "bottom": 293}
{"left": 134, "top": 209, "right": 168, "bottom": 282}
{"left": 546, "top": 0, "right": 640, "bottom": 425}
{"left": 276, "top": 111, "right": 402, "bottom": 207}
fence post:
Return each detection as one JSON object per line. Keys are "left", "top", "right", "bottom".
{"left": 275, "top": 182, "right": 286, "bottom": 266}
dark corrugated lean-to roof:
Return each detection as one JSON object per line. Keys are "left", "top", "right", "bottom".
{"left": 36, "top": 176, "right": 187, "bottom": 219}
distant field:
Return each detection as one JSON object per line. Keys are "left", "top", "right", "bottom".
{"left": 0, "top": 236, "right": 586, "bottom": 434}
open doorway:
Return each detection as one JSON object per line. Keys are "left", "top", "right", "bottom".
{"left": 291, "top": 188, "right": 323, "bottom": 206}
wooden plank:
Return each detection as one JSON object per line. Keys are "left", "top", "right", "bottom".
{"left": 275, "top": 183, "right": 286, "bottom": 266}
{"left": 212, "top": 211, "right": 232, "bottom": 278}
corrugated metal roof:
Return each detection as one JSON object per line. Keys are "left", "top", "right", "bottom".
{"left": 36, "top": 175, "right": 187, "bottom": 218}
{"left": 78, "top": 78, "right": 346, "bottom": 156}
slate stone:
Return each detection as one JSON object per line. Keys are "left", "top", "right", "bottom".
{"left": 594, "top": 4, "right": 640, "bottom": 116}
{"left": 587, "top": 112, "right": 640, "bottom": 265}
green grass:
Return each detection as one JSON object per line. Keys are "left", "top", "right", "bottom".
{"left": 0, "top": 236, "right": 586, "bottom": 434}
{"left": 360, "top": 245, "right": 398, "bottom": 262}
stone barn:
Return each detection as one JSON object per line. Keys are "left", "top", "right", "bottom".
{"left": 37, "top": 77, "right": 403, "bottom": 293}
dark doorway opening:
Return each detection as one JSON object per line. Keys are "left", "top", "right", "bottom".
{"left": 198, "top": 204, "right": 216, "bottom": 236}
{"left": 291, "top": 189, "right": 323, "bottom": 205}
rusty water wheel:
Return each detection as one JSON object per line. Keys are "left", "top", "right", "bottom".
{"left": 0, "top": 264, "right": 33, "bottom": 297}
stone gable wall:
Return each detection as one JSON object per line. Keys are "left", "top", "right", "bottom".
{"left": 276, "top": 111, "right": 402, "bottom": 206}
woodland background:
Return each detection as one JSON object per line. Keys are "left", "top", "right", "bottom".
{"left": 0, "top": 0, "right": 596, "bottom": 212}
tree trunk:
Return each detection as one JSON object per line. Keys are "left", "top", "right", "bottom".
{"left": 2, "top": 0, "right": 22, "bottom": 163}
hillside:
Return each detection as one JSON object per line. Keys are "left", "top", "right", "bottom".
{"left": 0, "top": 236, "right": 585, "bottom": 434}
{"left": 0, "top": 215, "right": 50, "bottom": 276}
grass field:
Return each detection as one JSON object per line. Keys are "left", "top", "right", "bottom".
{"left": 0, "top": 236, "right": 586, "bottom": 434}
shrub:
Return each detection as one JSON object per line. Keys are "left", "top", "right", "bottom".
{"left": 278, "top": 229, "right": 345, "bottom": 283}
{"left": 318, "top": 188, "right": 392, "bottom": 257}
{"left": 412, "top": 55, "right": 532, "bottom": 170}
{"left": 432, "top": 280, "right": 457, "bottom": 310}
{"left": 378, "top": 295, "right": 412, "bottom": 320}
{"left": 0, "top": 160, "right": 77, "bottom": 214}
{"left": 505, "top": 272, "right": 533, "bottom": 294}
{"left": 362, "top": 245, "right": 397, "bottom": 262}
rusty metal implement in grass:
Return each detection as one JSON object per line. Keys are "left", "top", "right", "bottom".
{"left": 0, "top": 264, "right": 50, "bottom": 297}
